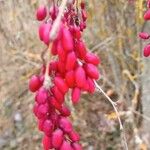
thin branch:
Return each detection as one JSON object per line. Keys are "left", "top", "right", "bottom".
{"left": 49, "top": 0, "right": 68, "bottom": 41}
{"left": 94, "top": 80, "right": 123, "bottom": 129}
{"left": 94, "top": 81, "right": 129, "bottom": 150}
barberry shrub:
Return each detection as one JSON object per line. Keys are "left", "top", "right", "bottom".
{"left": 139, "top": 0, "right": 150, "bottom": 57}
{"left": 29, "top": 1, "right": 100, "bottom": 150}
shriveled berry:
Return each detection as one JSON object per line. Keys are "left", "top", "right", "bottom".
{"left": 69, "top": 130, "right": 80, "bottom": 142}
{"left": 139, "top": 32, "right": 150, "bottom": 40}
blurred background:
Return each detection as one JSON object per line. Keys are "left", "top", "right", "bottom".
{"left": 0, "top": 0, "right": 150, "bottom": 149}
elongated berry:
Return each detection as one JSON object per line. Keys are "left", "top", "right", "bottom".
{"left": 43, "top": 120, "right": 54, "bottom": 136}
{"left": 38, "top": 119, "right": 45, "bottom": 131}
{"left": 59, "top": 105, "right": 71, "bottom": 117}
{"left": 139, "top": 32, "right": 150, "bottom": 39}
{"left": 71, "top": 88, "right": 81, "bottom": 104}
{"left": 57, "top": 41, "right": 66, "bottom": 61}
{"left": 85, "top": 63, "right": 99, "bottom": 79}
{"left": 51, "top": 86, "right": 64, "bottom": 104}
{"left": 42, "top": 135, "right": 53, "bottom": 150}
{"left": 50, "top": 97, "right": 62, "bottom": 110}
{"left": 29, "top": 75, "right": 42, "bottom": 92}
{"left": 85, "top": 52, "right": 100, "bottom": 65}
{"left": 59, "top": 117, "right": 73, "bottom": 133}
{"left": 43, "top": 23, "right": 51, "bottom": 45}
{"left": 76, "top": 41, "right": 87, "bottom": 59}
{"left": 65, "top": 70, "right": 75, "bottom": 88}
{"left": 62, "top": 28, "right": 73, "bottom": 52}
{"left": 36, "top": 5, "right": 47, "bottom": 21}
{"left": 36, "top": 88, "right": 48, "bottom": 104}
{"left": 143, "top": 44, "right": 150, "bottom": 57}
{"left": 69, "top": 130, "right": 80, "bottom": 142}
{"left": 144, "top": 9, "right": 150, "bottom": 20}
{"left": 87, "top": 77, "right": 95, "bottom": 93}
{"left": 52, "top": 129, "right": 64, "bottom": 148}
{"left": 54, "top": 77, "right": 69, "bottom": 94}
{"left": 75, "top": 66, "right": 86, "bottom": 88}
{"left": 66, "top": 52, "right": 77, "bottom": 71}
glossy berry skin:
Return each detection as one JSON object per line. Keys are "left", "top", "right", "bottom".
{"left": 29, "top": 75, "right": 42, "bottom": 92}
{"left": 36, "top": 5, "right": 47, "bottom": 21}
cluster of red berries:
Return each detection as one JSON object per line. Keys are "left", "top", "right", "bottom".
{"left": 139, "top": 0, "right": 150, "bottom": 57}
{"left": 29, "top": 1, "right": 100, "bottom": 150}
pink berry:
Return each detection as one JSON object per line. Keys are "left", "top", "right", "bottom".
{"left": 37, "top": 104, "right": 49, "bottom": 118}
{"left": 71, "top": 88, "right": 81, "bottom": 104}
{"left": 60, "top": 141, "right": 73, "bottom": 150}
{"left": 139, "top": 32, "right": 150, "bottom": 39}
{"left": 36, "top": 5, "right": 47, "bottom": 21}
{"left": 43, "top": 23, "right": 51, "bottom": 45}
{"left": 52, "top": 129, "right": 64, "bottom": 148}
{"left": 87, "top": 77, "right": 95, "bottom": 93}
{"left": 59, "top": 117, "right": 73, "bottom": 133}
{"left": 59, "top": 105, "right": 71, "bottom": 117}
{"left": 29, "top": 75, "right": 42, "bottom": 92}
{"left": 36, "top": 88, "right": 48, "bottom": 104}
{"left": 69, "top": 130, "right": 80, "bottom": 142}
{"left": 43, "top": 120, "right": 54, "bottom": 136}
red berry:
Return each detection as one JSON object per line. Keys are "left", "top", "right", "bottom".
{"left": 65, "top": 70, "right": 75, "bottom": 88}
{"left": 69, "top": 130, "right": 80, "bottom": 142}
{"left": 144, "top": 9, "right": 150, "bottom": 20}
{"left": 85, "top": 52, "right": 100, "bottom": 65}
{"left": 43, "top": 23, "right": 51, "bottom": 45}
{"left": 143, "top": 44, "right": 150, "bottom": 57}
{"left": 75, "top": 67, "right": 86, "bottom": 88}
{"left": 54, "top": 77, "right": 69, "bottom": 94}
{"left": 66, "top": 52, "right": 77, "bottom": 71}
{"left": 52, "top": 129, "right": 64, "bottom": 148}
{"left": 71, "top": 88, "right": 81, "bottom": 104}
{"left": 29, "top": 75, "right": 42, "bottom": 92}
{"left": 36, "top": 5, "right": 47, "bottom": 21}
{"left": 59, "top": 105, "right": 71, "bottom": 117}
{"left": 85, "top": 63, "right": 99, "bottom": 79}
{"left": 62, "top": 28, "right": 73, "bottom": 52}
{"left": 76, "top": 41, "right": 87, "bottom": 59}
{"left": 42, "top": 135, "right": 53, "bottom": 150}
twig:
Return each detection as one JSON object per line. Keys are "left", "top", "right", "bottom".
{"left": 94, "top": 81, "right": 129, "bottom": 150}
{"left": 94, "top": 80, "right": 123, "bottom": 130}
{"left": 49, "top": 0, "right": 68, "bottom": 41}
